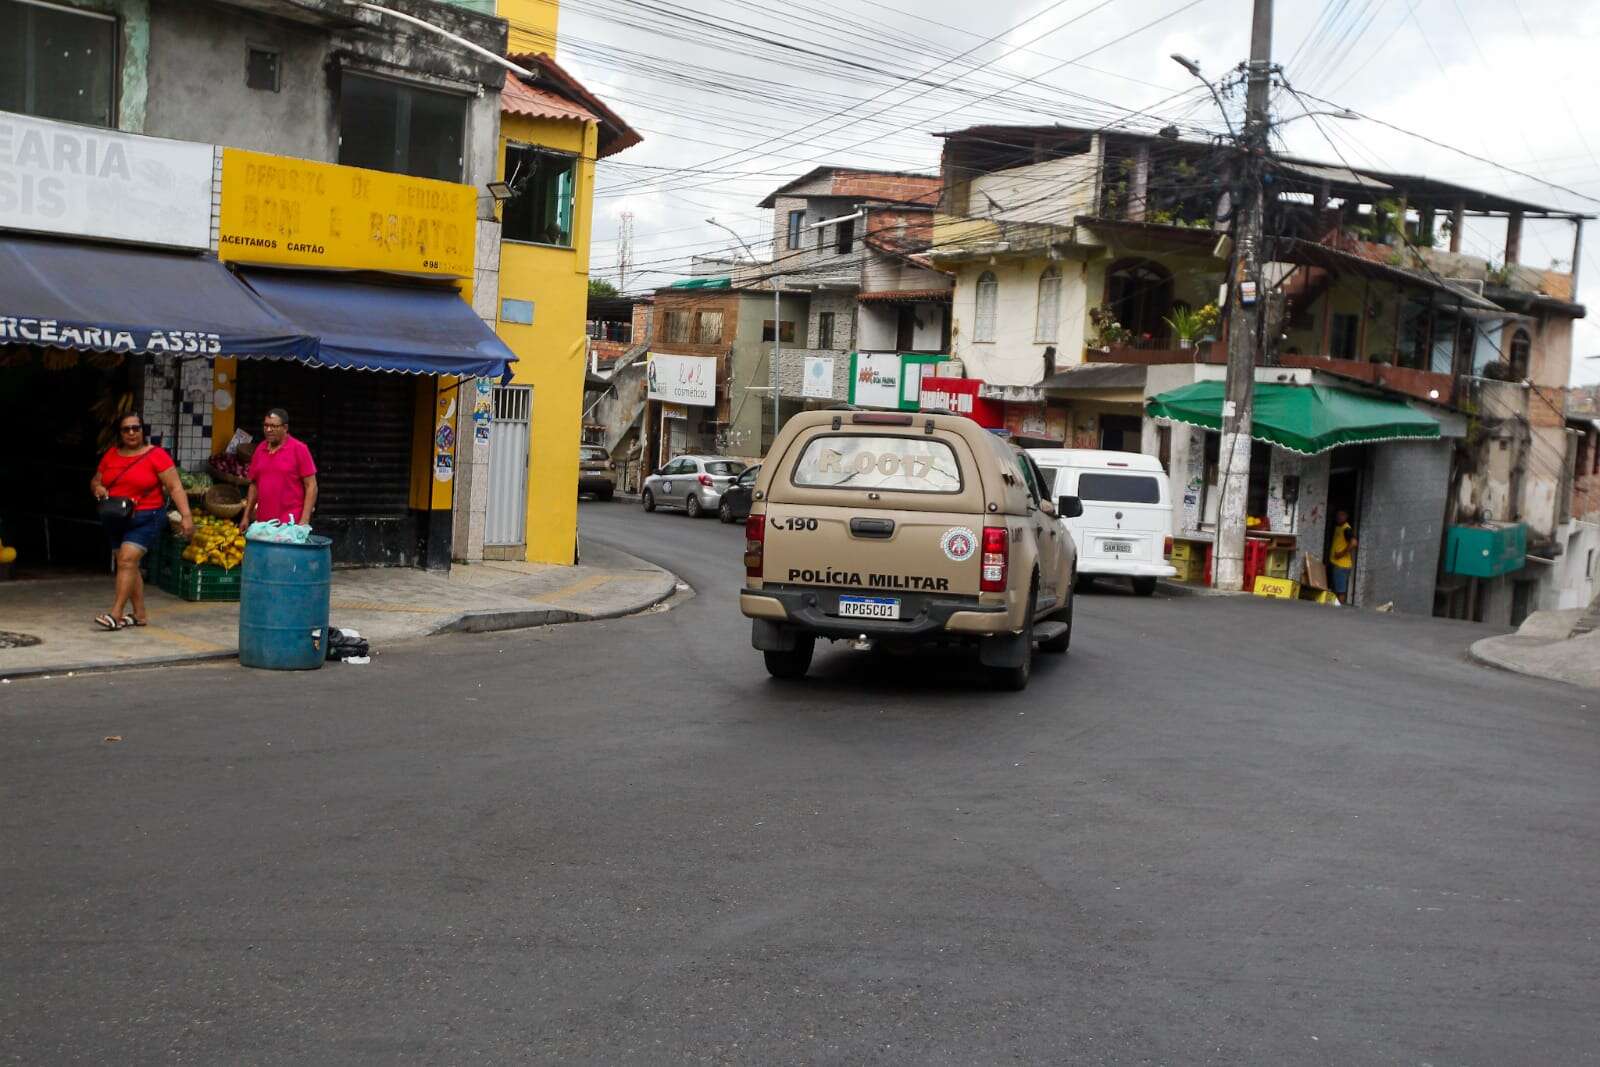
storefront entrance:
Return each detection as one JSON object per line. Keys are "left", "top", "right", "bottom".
{"left": 235, "top": 361, "right": 425, "bottom": 567}
{"left": 0, "top": 348, "right": 140, "bottom": 573}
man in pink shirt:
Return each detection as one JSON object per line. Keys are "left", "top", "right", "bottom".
{"left": 241, "top": 408, "right": 319, "bottom": 526}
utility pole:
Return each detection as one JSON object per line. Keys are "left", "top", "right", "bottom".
{"left": 1213, "top": 0, "right": 1274, "bottom": 591}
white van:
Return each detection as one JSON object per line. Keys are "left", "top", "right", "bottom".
{"left": 1026, "top": 449, "right": 1176, "bottom": 596}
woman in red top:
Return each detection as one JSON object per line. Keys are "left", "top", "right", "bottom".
{"left": 89, "top": 413, "right": 194, "bottom": 630}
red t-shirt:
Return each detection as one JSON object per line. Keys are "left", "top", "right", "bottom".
{"left": 97, "top": 447, "right": 175, "bottom": 512}
{"left": 248, "top": 435, "right": 317, "bottom": 524}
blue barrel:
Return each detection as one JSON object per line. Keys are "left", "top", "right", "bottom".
{"left": 239, "top": 535, "right": 333, "bottom": 670}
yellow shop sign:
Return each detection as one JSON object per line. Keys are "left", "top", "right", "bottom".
{"left": 218, "top": 148, "right": 475, "bottom": 276}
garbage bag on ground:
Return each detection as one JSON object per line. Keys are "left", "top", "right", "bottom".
{"left": 325, "top": 627, "right": 370, "bottom": 662}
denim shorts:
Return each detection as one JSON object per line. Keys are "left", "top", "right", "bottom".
{"left": 107, "top": 507, "right": 166, "bottom": 553}
{"left": 1329, "top": 564, "right": 1351, "bottom": 595}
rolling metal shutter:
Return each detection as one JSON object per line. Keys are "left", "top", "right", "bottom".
{"left": 235, "top": 362, "right": 414, "bottom": 518}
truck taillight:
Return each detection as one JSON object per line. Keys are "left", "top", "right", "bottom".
{"left": 744, "top": 514, "right": 765, "bottom": 578}
{"left": 1164, "top": 536, "right": 1173, "bottom": 557}
{"left": 698, "top": 473, "right": 713, "bottom": 487}
{"left": 980, "top": 526, "right": 1008, "bottom": 592}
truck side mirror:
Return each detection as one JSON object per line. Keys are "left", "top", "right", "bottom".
{"left": 1058, "top": 495, "right": 1084, "bottom": 519}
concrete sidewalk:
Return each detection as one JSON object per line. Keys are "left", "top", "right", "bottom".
{"left": 1469, "top": 609, "right": 1600, "bottom": 690}
{"left": 0, "top": 540, "right": 678, "bottom": 680}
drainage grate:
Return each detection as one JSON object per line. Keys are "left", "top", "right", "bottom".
{"left": 0, "top": 631, "right": 41, "bottom": 649}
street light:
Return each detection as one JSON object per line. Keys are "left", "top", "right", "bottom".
{"left": 707, "top": 217, "right": 780, "bottom": 453}
{"left": 1170, "top": 54, "right": 1236, "bottom": 140}
{"left": 1275, "top": 108, "right": 1360, "bottom": 127}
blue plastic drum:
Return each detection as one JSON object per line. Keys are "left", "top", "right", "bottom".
{"left": 238, "top": 535, "right": 332, "bottom": 670}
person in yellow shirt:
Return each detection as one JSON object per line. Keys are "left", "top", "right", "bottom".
{"left": 1329, "top": 509, "right": 1356, "bottom": 603}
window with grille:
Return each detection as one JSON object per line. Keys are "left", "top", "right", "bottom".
{"left": 974, "top": 271, "right": 998, "bottom": 343}
{"left": 817, "top": 312, "right": 835, "bottom": 349}
{"left": 663, "top": 311, "right": 693, "bottom": 343}
{"left": 1035, "top": 267, "right": 1060, "bottom": 342}
{"left": 696, "top": 311, "right": 724, "bottom": 344}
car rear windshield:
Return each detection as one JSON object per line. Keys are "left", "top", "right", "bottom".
{"left": 580, "top": 447, "right": 607, "bottom": 460}
{"left": 1075, "top": 472, "right": 1161, "bottom": 504}
{"left": 704, "top": 461, "right": 745, "bottom": 476}
{"left": 791, "top": 435, "right": 962, "bottom": 493}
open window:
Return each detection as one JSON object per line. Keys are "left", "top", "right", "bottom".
{"left": 502, "top": 143, "right": 577, "bottom": 247}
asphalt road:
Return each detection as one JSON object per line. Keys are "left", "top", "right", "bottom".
{"left": 3, "top": 501, "right": 1597, "bottom": 1063}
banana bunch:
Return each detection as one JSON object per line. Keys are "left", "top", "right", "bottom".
{"left": 180, "top": 515, "right": 246, "bottom": 570}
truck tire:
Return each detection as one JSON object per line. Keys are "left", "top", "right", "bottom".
{"left": 1131, "top": 576, "right": 1157, "bottom": 597}
{"left": 992, "top": 588, "right": 1035, "bottom": 691}
{"left": 764, "top": 636, "right": 815, "bottom": 679}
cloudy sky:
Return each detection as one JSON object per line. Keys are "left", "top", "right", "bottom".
{"left": 547, "top": 0, "right": 1600, "bottom": 384}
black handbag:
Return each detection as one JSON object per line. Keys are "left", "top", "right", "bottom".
{"left": 98, "top": 451, "right": 155, "bottom": 524}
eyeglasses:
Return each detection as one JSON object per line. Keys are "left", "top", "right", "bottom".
{"left": 263, "top": 422, "right": 285, "bottom": 430}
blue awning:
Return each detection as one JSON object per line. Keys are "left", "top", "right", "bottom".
{"left": 0, "top": 235, "right": 315, "bottom": 360}
{"left": 239, "top": 270, "right": 517, "bottom": 379}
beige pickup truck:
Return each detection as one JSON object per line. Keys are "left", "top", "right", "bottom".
{"left": 739, "top": 410, "right": 1079, "bottom": 690}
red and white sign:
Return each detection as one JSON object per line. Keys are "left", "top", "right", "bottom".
{"left": 920, "top": 377, "right": 1004, "bottom": 428}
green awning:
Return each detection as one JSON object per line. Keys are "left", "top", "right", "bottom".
{"left": 1144, "top": 381, "right": 1440, "bottom": 455}
{"left": 667, "top": 276, "right": 732, "bottom": 290}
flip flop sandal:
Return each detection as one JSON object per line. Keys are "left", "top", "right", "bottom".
{"left": 95, "top": 614, "right": 124, "bottom": 631}
{"left": 123, "top": 615, "right": 147, "bottom": 628}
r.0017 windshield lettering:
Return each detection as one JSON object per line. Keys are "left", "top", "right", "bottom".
{"left": 817, "top": 448, "right": 932, "bottom": 479}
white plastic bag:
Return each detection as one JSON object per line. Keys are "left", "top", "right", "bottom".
{"left": 225, "top": 429, "right": 253, "bottom": 455}
{"left": 246, "top": 518, "right": 312, "bottom": 544}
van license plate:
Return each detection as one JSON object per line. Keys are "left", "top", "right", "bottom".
{"left": 1102, "top": 540, "right": 1134, "bottom": 554}
{"left": 838, "top": 596, "right": 900, "bottom": 620}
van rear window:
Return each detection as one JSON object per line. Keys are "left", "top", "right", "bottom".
{"left": 1075, "top": 472, "right": 1161, "bottom": 504}
{"left": 792, "top": 435, "right": 961, "bottom": 493}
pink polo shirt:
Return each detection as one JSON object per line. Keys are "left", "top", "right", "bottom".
{"left": 248, "top": 435, "right": 317, "bottom": 523}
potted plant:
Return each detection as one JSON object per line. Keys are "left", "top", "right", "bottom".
{"left": 1088, "top": 304, "right": 1132, "bottom": 350}
{"left": 1163, "top": 303, "right": 1219, "bottom": 349}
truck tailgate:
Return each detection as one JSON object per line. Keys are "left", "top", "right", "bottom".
{"left": 761, "top": 502, "right": 982, "bottom": 596}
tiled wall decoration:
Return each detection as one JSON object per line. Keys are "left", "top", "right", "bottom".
{"left": 142, "top": 357, "right": 214, "bottom": 470}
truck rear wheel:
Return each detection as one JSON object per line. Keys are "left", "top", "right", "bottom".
{"left": 991, "top": 589, "right": 1035, "bottom": 691}
{"left": 1131, "top": 576, "right": 1157, "bottom": 596}
{"left": 764, "top": 637, "right": 815, "bottom": 679}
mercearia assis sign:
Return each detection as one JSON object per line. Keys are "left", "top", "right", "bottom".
{"left": 0, "top": 111, "right": 215, "bottom": 250}
{"left": 0, "top": 316, "right": 223, "bottom": 354}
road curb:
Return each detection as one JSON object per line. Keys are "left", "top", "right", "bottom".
{"left": 1465, "top": 634, "right": 1596, "bottom": 689}
{"left": 1, "top": 551, "right": 682, "bottom": 682}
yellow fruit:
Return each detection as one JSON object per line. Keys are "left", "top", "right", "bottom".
{"left": 0, "top": 547, "right": 16, "bottom": 564}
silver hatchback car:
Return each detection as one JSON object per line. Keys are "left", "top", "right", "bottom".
{"left": 641, "top": 455, "right": 747, "bottom": 518}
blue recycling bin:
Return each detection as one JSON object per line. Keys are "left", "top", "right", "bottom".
{"left": 239, "top": 535, "right": 332, "bottom": 670}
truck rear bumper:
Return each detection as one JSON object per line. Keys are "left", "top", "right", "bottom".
{"left": 741, "top": 585, "right": 1010, "bottom": 643}
{"left": 1081, "top": 561, "right": 1178, "bottom": 578}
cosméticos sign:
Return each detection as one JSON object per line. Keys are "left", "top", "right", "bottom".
{"left": 647, "top": 353, "right": 717, "bottom": 407}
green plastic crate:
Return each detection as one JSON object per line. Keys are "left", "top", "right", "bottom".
{"left": 168, "top": 558, "right": 242, "bottom": 602}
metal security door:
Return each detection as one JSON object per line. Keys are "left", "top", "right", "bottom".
{"left": 485, "top": 386, "right": 531, "bottom": 546}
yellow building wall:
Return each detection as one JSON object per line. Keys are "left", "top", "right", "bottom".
{"left": 499, "top": 0, "right": 559, "bottom": 56}
{"left": 495, "top": 113, "right": 597, "bottom": 564}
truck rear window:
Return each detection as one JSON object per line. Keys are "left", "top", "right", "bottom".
{"left": 791, "top": 435, "right": 961, "bottom": 493}
{"left": 1075, "top": 472, "right": 1161, "bottom": 504}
